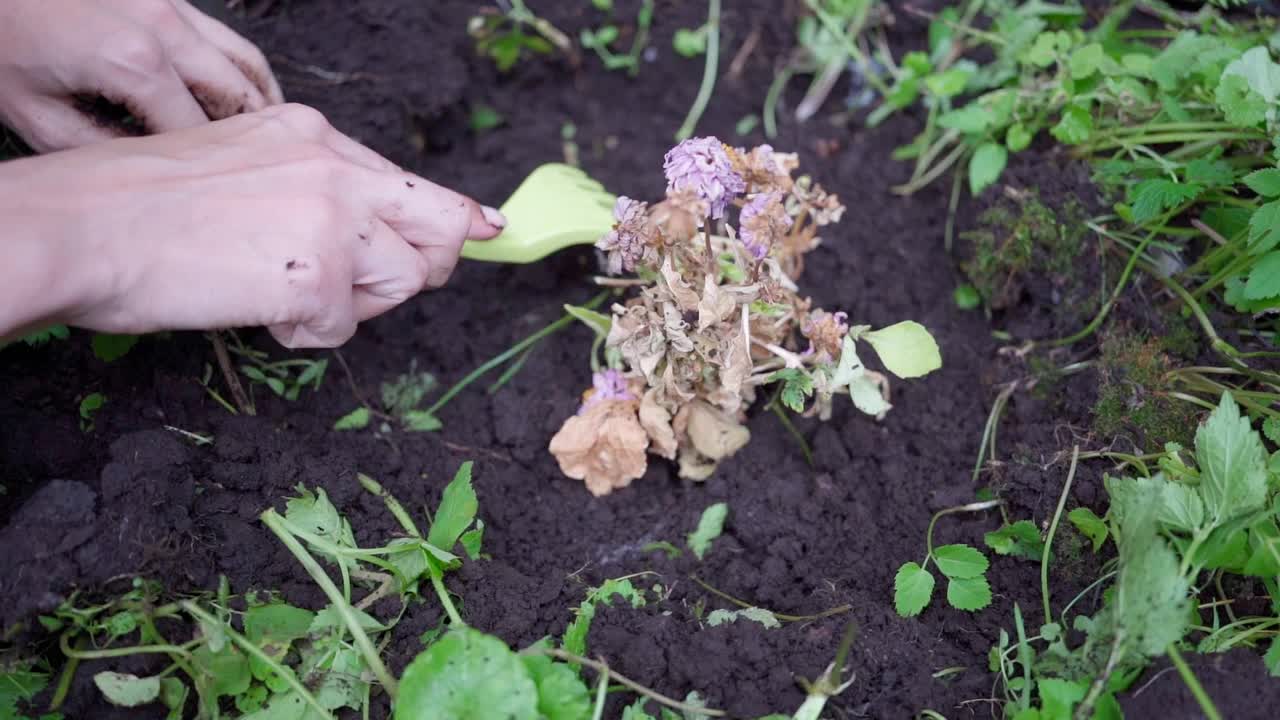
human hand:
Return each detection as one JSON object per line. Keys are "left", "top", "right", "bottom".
{"left": 0, "top": 0, "right": 283, "bottom": 152}
{"left": 0, "top": 104, "right": 506, "bottom": 348}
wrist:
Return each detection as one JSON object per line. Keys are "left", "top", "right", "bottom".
{"left": 0, "top": 154, "right": 118, "bottom": 340}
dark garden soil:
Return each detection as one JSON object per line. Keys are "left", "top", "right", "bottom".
{"left": 1, "top": 1, "right": 1275, "bottom": 719}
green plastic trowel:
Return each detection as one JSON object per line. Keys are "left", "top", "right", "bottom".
{"left": 460, "top": 163, "right": 618, "bottom": 264}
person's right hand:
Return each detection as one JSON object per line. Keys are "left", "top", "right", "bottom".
{"left": 0, "top": 0, "right": 284, "bottom": 152}
{"left": 0, "top": 104, "right": 506, "bottom": 348}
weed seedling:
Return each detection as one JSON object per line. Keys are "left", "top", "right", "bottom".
{"left": 468, "top": 1, "right": 573, "bottom": 72}
{"left": 894, "top": 499, "right": 1000, "bottom": 617}
{"left": 581, "top": 0, "right": 654, "bottom": 76}
{"left": 687, "top": 502, "right": 728, "bottom": 560}
{"left": 78, "top": 392, "right": 104, "bottom": 432}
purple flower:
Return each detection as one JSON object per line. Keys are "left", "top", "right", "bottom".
{"left": 739, "top": 191, "right": 792, "bottom": 260}
{"left": 597, "top": 196, "right": 652, "bottom": 274}
{"left": 578, "top": 369, "right": 634, "bottom": 414}
{"left": 662, "top": 137, "right": 746, "bottom": 220}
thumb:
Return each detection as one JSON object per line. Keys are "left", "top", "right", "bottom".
{"left": 467, "top": 201, "right": 508, "bottom": 240}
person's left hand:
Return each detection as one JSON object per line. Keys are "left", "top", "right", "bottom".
{"left": 0, "top": 0, "right": 284, "bottom": 152}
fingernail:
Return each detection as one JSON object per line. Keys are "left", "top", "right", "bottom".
{"left": 481, "top": 205, "right": 507, "bottom": 229}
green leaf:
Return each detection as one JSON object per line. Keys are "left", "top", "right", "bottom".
{"left": 704, "top": 607, "right": 780, "bottom": 629}
{"left": 93, "top": 672, "right": 160, "bottom": 708}
{"left": 396, "top": 628, "right": 538, "bottom": 720}
{"left": 862, "top": 321, "right": 942, "bottom": 378}
{"left": 768, "top": 369, "right": 814, "bottom": 413}
{"left": 402, "top": 410, "right": 443, "bottom": 432}
{"left": 924, "top": 68, "right": 971, "bottom": 98}
{"left": 642, "top": 540, "right": 683, "bottom": 559}
{"left": 687, "top": 502, "right": 728, "bottom": 560}
{"left": 1185, "top": 157, "right": 1237, "bottom": 189}
{"left": 1129, "top": 179, "right": 1203, "bottom": 224}
{"left": 79, "top": 392, "right": 105, "bottom": 420}
{"left": 1196, "top": 393, "right": 1269, "bottom": 525}
{"left": 190, "top": 645, "right": 252, "bottom": 699}
{"left": 469, "top": 104, "right": 504, "bottom": 132}
{"left": 954, "top": 284, "right": 981, "bottom": 310}
{"left": 1038, "top": 678, "right": 1086, "bottom": 717}
{"left": 1050, "top": 104, "right": 1093, "bottom": 145}
{"left": 20, "top": 324, "right": 69, "bottom": 346}
{"left": 428, "top": 462, "right": 478, "bottom": 552}
{"left": 1265, "top": 636, "right": 1280, "bottom": 677}
{"left": 893, "top": 562, "right": 934, "bottom": 617}
{"left": 933, "top": 544, "right": 989, "bottom": 579}
{"left": 1216, "top": 47, "right": 1280, "bottom": 127}
{"left": 1, "top": 667, "right": 50, "bottom": 719}
{"left": 562, "top": 601, "right": 594, "bottom": 657}
{"left": 969, "top": 142, "right": 1008, "bottom": 196}
{"left": 460, "top": 519, "right": 485, "bottom": 561}
{"left": 946, "top": 575, "right": 992, "bottom": 611}
{"left": 333, "top": 407, "right": 371, "bottom": 431}
{"left": 938, "top": 105, "right": 993, "bottom": 134}
{"left": 1068, "top": 507, "right": 1108, "bottom": 552}
{"left": 1006, "top": 123, "right": 1032, "bottom": 152}
{"left": 564, "top": 304, "right": 612, "bottom": 339}
{"left": 1244, "top": 252, "right": 1280, "bottom": 300}
{"left": 1217, "top": 73, "right": 1269, "bottom": 127}
{"left": 623, "top": 700, "right": 658, "bottom": 720}
{"left": 1262, "top": 417, "right": 1280, "bottom": 444}
{"left": 381, "top": 371, "right": 438, "bottom": 417}
{"left": 673, "top": 27, "right": 707, "bottom": 58}
{"left": 1242, "top": 516, "right": 1280, "bottom": 576}
{"left": 1158, "top": 482, "right": 1205, "bottom": 532}
{"left": 1115, "top": 502, "right": 1191, "bottom": 657}
{"left": 1244, "top": 168, "right": 1280, "bottom": 198}
{"left": 91, "top": 333, "right": 139, "bottom": 363}
{"left": 984, "top": 521, "right": 1045, "bottom": 561}
{"left": 1068, "top": 43, "right": 1107, "bottom": 79}
{"left": 522, "top": 650, "right": 592, "bottom": 720}
{"left": 284, "top": 486, "right": 356, "bottom": 556}
{"left": 244, "top": 603, "right": 315, "bottom": 648}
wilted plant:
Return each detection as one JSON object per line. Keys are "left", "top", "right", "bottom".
{"left": 549, "top": 137, "right": 942, "bottom": 495}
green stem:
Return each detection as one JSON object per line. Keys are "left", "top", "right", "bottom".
{"left": 675, "top": 0, "right": 721, "bottom": 141}
{"left": 1166, "top": 643, "right": 1223, "bottom": 720}
{"left": 689, "top": 575, "right": 851, "bottom": 622}
{"left": 1049, "top": 232, "right": 1155, "bottom": 347}
{"left": 763, "top": 66, "right": 795, "bottom": 140}
{"left": 182, "top": 601, "right": 334, "bottom": 720}
{"left": 524, "top": 647, "right": 728, "bottom": 717}
{"left": 261, "top": 509, "right": 399, "bottom": 698}
{"left": 924, "top": 500, "right": 1004, "bottom": 558}
{"left": 1042, "top": 446, "right": 1079, "bottom": 625}
{"left": 1083, "top": 131, "right": 1265, "bottom": 152}
{"left": 770, "top": 402, "right": 813, "bottom": 467}
{"left": 58, "top": 632, "right": 197, "bottom": 661}
{"left": 424, "top": 291, "right": 610, "bottom": 418}
{"left": 358, "top": 473, "right": 423, "bottom": 536}
{"left": 428, "top": 567, "right": 466, "bottom": 628}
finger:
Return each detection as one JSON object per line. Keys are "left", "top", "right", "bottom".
{"left": 351, "top": 218, "right": 430, "bottom": 321}
{"left": 173, "top": 0, "right": 285, "bottom": 103}
{"left": 365, "top": 172, "right": 508, "bottom": 247}
{"left": 9, "top": 97, "right": 126, "bottom": 152}
{"left": 97, "top": 60, "right": 209, "bottom": 132}
{"left": 169, "top": 42, "right": 269, "bottom": 119}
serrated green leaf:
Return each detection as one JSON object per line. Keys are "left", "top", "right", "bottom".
{"left": 590, "top": 578, "right": 646, "bottom": 608}
{"left": 402, "top": 410, "right": 443, "bottom": 432}
{"left": 894, "top": 562, "right": 934, "bottom": 617}
{"left": 1038, "top": 678, "right": 1086, "bottom": 717}
{"left": 623, "top": 699, "right": 658, "bottom": 720}
{"left": 946, "top": 575, "right": 992, "bottom": 611}
{"left": 244, "top": 603, "right": 315, "bottom": 648}
{"left": 1115, "top": 502, "right": 1191, "bottom": 657}
{"left": 1196, "top": 393, "right": 1269, "bottom": 525}
{"left": 768, "top": 369, "right": 814, "bottom": 413}
{"left": 1244, "top": 168, "right": 1280, "bottom": 198}
{"left": 934, "top": 544, "right": 989, "bottom": 579}
{"left": 1185, "top": 157, "right": 1236, "bottom": 189}
{"left": 925, "top": 68, "right": 971, "bottom": 97}
{"left": 1129, "top": 179, "right": 1203, "bottom": 224}
{"left": 704, "top": 607, "right": 780, "bottom": 629}
{"left": 20, "top": 324, "right": 69, "bottom": 346}
{"left": 190, "top": 645, "right": 251, "bottom": 699}
{"left": 863, "top": 321, "right": 942, "bottom": 378}
{"left": 1, "top": 667, "right": 50, "bottom": 719}
{"left": 93, "top": 672, "right": 160, "bottom": 708}
{"left": 687, "top": 502, "right": 728, "bottom": 560}
{"left": 333, "top": 407, "right": 371, "bottom": 431}
{"left": 1244, "top": 252, "right": 1280, "bottom": 300}
{"left": 1068, "top": 43, "right": 1107, "bottom": 79}
{"left": 1159, "top": 482, "right": 1205, "bottom": 532}
{"left": 396, "top": 628, "right": 538, "bottom": 720}
{"left": 970, "top": 142, "right": 1008, "bottom": 196}
{"left": 1216, "top": 47, "right": 1280, "bottom": 127}
{"left": 984, "top": 521, "right": 1045, "bottom": 560}
{"left": 522, "top": 650, "right": 592, "bottom": 720}
{"left": 428, "top": 462, "right": 478, "bottom": 553}
{"left": 284, "top": 486, "right": 356, "bottom": 556}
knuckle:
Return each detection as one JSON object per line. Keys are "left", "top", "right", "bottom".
{"left": 272, "top": 103, "right": 332, "bottom": 137}
{"left": 101, "top": 32, "right": 169, "bottom": 78}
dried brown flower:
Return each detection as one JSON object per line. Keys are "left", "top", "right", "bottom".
{"left": 549, "top": 398, "right": 649, "bottom": 496}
